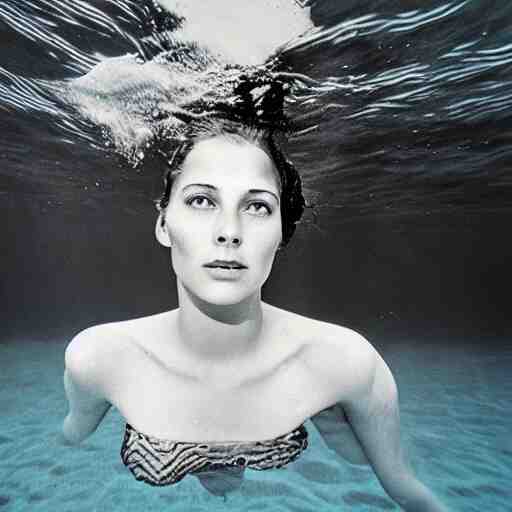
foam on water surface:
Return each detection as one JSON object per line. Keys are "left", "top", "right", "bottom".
{"left": 160, "top": 0, "right": 314, "bottom": 65}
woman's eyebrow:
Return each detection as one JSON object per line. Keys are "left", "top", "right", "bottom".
{"left": 182, "top": 183, "right": 279, "bottom": 202}
{"left": 182, "top": 183, "right": 216, "bottom": 191}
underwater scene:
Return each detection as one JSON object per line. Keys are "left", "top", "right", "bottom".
{"left": 1, "top": 1, "right": 511, "bottom": 511}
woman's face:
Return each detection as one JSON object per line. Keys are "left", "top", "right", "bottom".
{"left": 157, "top": 136, "right": 282, "bottom": 306}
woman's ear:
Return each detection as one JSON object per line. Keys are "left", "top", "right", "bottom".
{"left": 155, "top": 213, "right": 172, "bottom": 248}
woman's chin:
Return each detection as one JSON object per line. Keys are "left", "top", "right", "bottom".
{"left": 198, "top": 289, "right": 256, "bottom": 308}
{"left": 180, "top": 280, "right": 258, "bottom": 309}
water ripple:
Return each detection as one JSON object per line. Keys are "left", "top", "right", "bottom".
{"left": 1, "top": 0, "right": 511, "bottom": 217}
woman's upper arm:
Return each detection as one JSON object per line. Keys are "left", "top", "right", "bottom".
{"left": 63, "top": 327, "right": 113, "bottom": 428}
{"left": 340, "top": 340, "right": 414, "bottom": 502}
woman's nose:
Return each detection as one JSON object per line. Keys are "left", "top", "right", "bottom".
{"left": 214, "top": 211, "right": 242, "bottom": 247}
{"left": 216, "top": 233, "right": 241, "bottom": 247}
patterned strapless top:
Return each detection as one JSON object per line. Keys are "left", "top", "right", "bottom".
{"left": 120, "top": 422, "right": 309, "bottom": 486}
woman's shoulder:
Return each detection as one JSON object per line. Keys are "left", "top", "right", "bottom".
{"left": 64, "top": 323, "right": 124, "bottom": 403}
{"left": 65, "top": 322, "right": 130, "bottom": 375}
{"left": 267, "top": 303, "right": 378, "bottom": 400}
{"left": 65, "top": 311, "right": 177, "bottom": 365}
{"left": 266, "top": 302, "right": 373, "bottom": 351}
{"left": 64, "top": 314, "right": 171, "bottom": 397}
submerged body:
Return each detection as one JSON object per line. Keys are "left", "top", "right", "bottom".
{"left": 63, "top": 132, "right": 448, "bottom": 510}
{"left": 64, "top": 304, "right": 374, "bottom": 494}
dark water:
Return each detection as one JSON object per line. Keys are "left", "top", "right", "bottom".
{"left": 1, "top": 1, "right": 511, "bottom": 340}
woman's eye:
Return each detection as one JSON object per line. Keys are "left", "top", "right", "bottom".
{"left": 185, "top": 197, "right": 271, "bottom": 215}
{"left": 186, "top": 196, "right": 215, "bottom": 208}
{"left": 247, "top": 202, "right": 272, "bottom": 215}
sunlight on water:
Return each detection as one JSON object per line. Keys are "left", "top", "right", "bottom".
{"left": 161, "top": 0, "right": 314, "bottom": 65}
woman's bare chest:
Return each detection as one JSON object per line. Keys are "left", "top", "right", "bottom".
{"left": 111, "top": 338, "right": 327, "bottom": 442}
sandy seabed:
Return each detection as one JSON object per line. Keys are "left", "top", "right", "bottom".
{"left": 0, "top": 338, "right": 510, "bottom": 511}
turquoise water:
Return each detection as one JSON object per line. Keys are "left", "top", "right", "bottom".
{"left": 1, "top": 339, "right": 509, "bottom": 511}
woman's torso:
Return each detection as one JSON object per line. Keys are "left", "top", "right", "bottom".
{"left": 101, "top": 303, "right": 370, "bottom": 490}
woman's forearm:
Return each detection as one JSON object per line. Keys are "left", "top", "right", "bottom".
{"left": 393, "top": 476, "right": 449, "bottom": 512}
{"left": 62, "top": 412, "right": 93, "bottom": 445}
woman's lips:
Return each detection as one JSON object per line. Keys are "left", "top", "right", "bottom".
{"left": 205, "top": 264, "right": 244, "bottom": 269}
{"left": 203, "top": 266, "right": 247, "bottom": 279}
{"left": 204, "top": 260, "right": 247, "bottom": 269}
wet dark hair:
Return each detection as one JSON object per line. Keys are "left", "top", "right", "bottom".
{"left": 155, "top": 118, "right": 305, "bottom": 247}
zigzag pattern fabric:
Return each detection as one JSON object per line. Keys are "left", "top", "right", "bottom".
{"left": 120, "top": 422, "right": 309, "bottom": 486}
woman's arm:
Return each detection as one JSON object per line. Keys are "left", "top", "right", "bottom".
{"left": 62, "top": 328, "right": 112, "bottom": 444}
{"left": 341, "top": 342, "right": 449, "bottom": 512}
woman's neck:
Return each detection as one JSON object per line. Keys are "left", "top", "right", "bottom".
{"left": 173, "top": 280, "right": 266, "bottom": 364}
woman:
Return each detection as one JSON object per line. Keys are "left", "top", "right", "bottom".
{"left": 62, "top": 118, "right": 448, "bottom": 511}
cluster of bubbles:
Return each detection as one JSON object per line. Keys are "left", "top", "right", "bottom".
{"left": 59, "top": 53, "right": 291, "bottom": 168}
